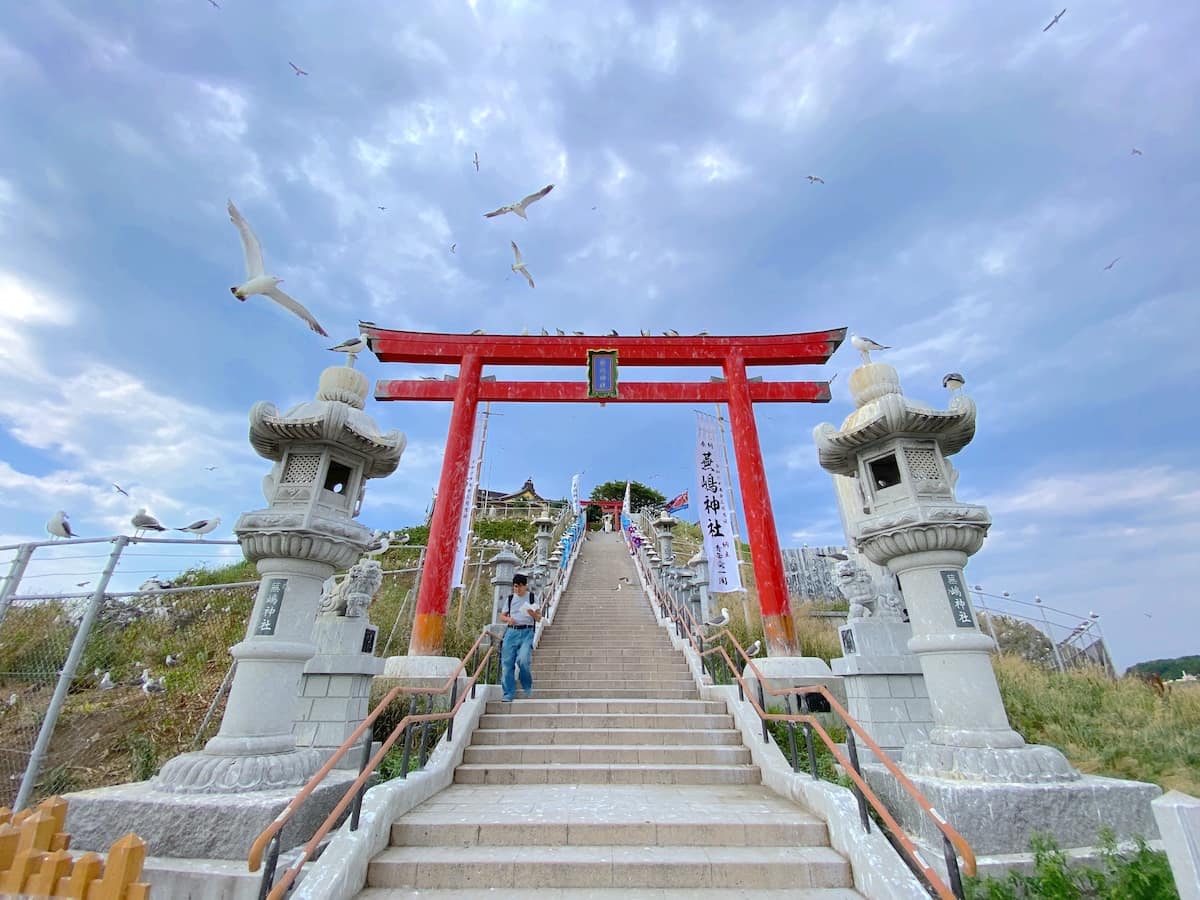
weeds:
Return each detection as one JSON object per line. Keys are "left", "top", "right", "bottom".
{"left": 964, "top": 830, "right": 1178, "bottom": 899}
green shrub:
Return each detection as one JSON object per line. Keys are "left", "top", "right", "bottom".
{"left": 964, "top": 830, "right": 1178, "bottom": 899}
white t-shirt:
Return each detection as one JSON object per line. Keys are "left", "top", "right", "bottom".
{"left": 506, "top": 592, "right": 538, "bottom": 626}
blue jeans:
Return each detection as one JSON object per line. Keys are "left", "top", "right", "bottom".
{"left": 501, "top": 626, "right": 535, "bottom": 699}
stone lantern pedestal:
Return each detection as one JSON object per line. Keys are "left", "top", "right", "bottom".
{"left": 814, "top": 360, "right": 1158, "bottom": 878}
{"left": 65, "top": 363, "right": 405, "bottom": 863}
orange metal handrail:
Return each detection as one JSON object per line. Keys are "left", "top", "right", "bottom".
{"left": 643, "top": 563, "right": 975, "bottom": 898}
{"left": 247, "top": 629, "right": 493, "bottom": 883}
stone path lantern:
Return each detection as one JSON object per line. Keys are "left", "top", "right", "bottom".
{"left": 814, "top": 358, "right": 1158, "bottom": 874}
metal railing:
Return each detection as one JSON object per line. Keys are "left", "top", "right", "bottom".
{"left": 631, "top": 536, "right": 976, "bottom": 900}
{"left": 248, "top": 514, "right": 585, "bottom": 899}
{"left": 248, "top": 630, "right": 496, "bottom": 900}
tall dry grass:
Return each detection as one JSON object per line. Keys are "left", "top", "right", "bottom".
{"left": 993, "top": 654, "right": 1200, "bottom": 794}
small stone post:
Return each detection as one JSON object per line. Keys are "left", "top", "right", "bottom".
{"left": 688, "top": 549, "right": 711, "bottom": 618}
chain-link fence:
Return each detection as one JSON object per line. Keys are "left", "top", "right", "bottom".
{"left": 0, "top": 529, "right": 528, "bottom": 811}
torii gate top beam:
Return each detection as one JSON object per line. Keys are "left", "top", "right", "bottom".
{"left": 362, "top": 326, "right": 845, "bottom": 368}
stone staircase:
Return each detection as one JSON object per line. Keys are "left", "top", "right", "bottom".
{"left": 357, "top": 533, "right": 863, "bottom": 897}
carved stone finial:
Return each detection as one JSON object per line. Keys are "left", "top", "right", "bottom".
{"left": 318, "top": 558, "right": 384, "bottom": 617}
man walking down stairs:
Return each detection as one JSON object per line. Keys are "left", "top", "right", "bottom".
{"left": 357, "top": 532, "right": 863, "bottom": 897}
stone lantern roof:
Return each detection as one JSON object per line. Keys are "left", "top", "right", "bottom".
{"left": 813, "top": 363, "right": 975, "bottom": 476}
{"left": 248, "top": 366, "right": 405, "bottom": 478}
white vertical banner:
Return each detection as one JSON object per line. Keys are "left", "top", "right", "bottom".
{"left": 452, "top": 411, "right": 485, "bottom": 589}
{"left": 696, "top": 412, "right": 743, "bottom": 593}
{"left": 622, "top": 480, "right": 631, "bottom": 517}
{"left": 571, "top": 473, "right": 582, "bottom": 515}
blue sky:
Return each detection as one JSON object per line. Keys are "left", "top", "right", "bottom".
{"left": 1, "top": 1, "right": 1197, "bottom": 670}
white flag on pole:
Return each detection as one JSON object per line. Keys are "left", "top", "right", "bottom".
{"left": 452, "top": 413, "right": 485, "bottom": 588}
{"left": 571, "top": 473, "right": 582, "bottom": 515}
{"left": 695, "top": 412, "right": 743, "bottom": 593}
{"left": 622, "top": 480, "right": 631, "bottom": 518}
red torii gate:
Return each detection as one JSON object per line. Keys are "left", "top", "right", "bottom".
{"left": 362, "top": 325, "right": 846, "bottom": 658}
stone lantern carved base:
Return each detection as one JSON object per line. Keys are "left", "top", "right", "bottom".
{"left": 152, "top": 746, "right": 325, "bottom": 794}
{"left": 865, "top": 767, "right": 1160, "bottom": 881}
{"left": 902, "top": 741, "right": 1079, "bottom": 784}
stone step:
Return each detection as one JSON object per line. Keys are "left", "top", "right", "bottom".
{"left": 531, "top": 663, "right": 691, "bottom": 675}
{"left": 533, "top": 648, "right": 678, "bottom": 658}
{"left": 483, "top": 699, "right": 726, "bottom": 715}
{"left": 462, "top": 744, "right": 753, "bottom": 766}
{"left": 535, "top": 688, "right": 698, "bottom": 699}
{"left": 391, "top": 817, "right": 828, "bottom": 847}
{"left": 453, "top": 763, "right": 760, "bottom": 785}
{"left": 367, "top": 844, "right": 849, "bottom": 890}
{"left": 358, "top": 889, "right": 863, "bottom": 899}
{"left": 532, "top": 681, "right": 700, "bottom": 696}
{"left": 478, "top": 714, "right": 732, "bottom": 731}
{"left": 470, "top": 728, "right": 744, "bottom": 746}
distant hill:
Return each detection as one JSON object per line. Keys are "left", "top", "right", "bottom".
{"left": 1126, "top": 655, "right": 1200, "bottom": 680}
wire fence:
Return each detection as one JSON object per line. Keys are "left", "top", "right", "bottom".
{"left": 0, "top": 530, "right": 516, "bottom": 811}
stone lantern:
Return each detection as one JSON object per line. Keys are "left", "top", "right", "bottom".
{"left": 66, "top": 362, "right": 404, "bottom": 860}
{"left": 688, "top": 549, "right": 710, "bottom": 619}
{"left": 533, "top": 514, "right": 555, "bottom": 567}
{"left": 489, "top": 546, "right": 521, "bottom": 625}
{"left": 813, "top": 358, "right": 1158, "bottom": 872}
{"left": 654, "top": 513, "right": 677, "bottom": 565}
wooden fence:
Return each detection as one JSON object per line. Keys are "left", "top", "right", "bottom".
{"left": 0, "top": 796, "right": 149, "bottom": 898}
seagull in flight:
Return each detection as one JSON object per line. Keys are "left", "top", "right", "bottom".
{"left": 484, "top": 184, "right": 554, "bottom": 220}
{"left": 806, "top": 175, "right": 825, "bottom": 184}
{"left": 205, "top": 465, "right": 218, "bottom": 471}
{"left": 206, "top": 0, "right": 220, "bottom": 7}
{"left": 511, "top": 241, "right": 535, "bottom": 288}
{"left": 377, "top": 206, "right": 386, "bottom": 211}
{"left": 850, "top": 333, "right": 890, "bottom": 363}
{"left": 1103, "top": 257, "right": 1120, "bottom": 270}
{"left": 132, "top": 508, "right": 167, "bottom": 536}
{"left": 1043, "top": 8, "right": 1066, "bottom": 31}
{"left": 289, "top": 61, "right": 309, "bottom": 76}
{"left": 1130, "top": 148, "right": 1143, "bottom": 156}
{"left": 450, "top": 243, "right": 456, "bottom": 254}
{"left": 473, "top": 152, "right": 480, "bottom": 172}
{"left": 112, "top": 482, "right": 130, "bottom": 497}
{"left": 227, "top": 200, "right": 328, "bottom": 335}
{"left": 47, "top": 510, "right": 77, "bottom": 539}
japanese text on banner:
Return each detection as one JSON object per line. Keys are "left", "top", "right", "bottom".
{"left": 695, "top": 412, "right": 743, "bottom": 593}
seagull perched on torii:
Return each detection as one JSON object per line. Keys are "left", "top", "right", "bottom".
{"left": 850, "top": 333, "right": 890, "bottom": 364}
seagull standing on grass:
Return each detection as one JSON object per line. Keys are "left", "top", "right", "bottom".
{"left": 176, "top": 517, "right": 221, "bottom": 539}
{"left": 142, "top": 676, "right": 166, "bottom": 695}
{"left": 47, "top": 510, "right": 77, "bottom": 539}
{"left": 227, "top": 200, "right": 328, "bottom": 336}
{"left": 484, "top": 184, "right": 554, "bottom": 220}
{"left": 99, "top": 672, "right": 115, "bottom": 690}
{"left": 328, "top": 336, "right": 367, "bottom": 366}
{"left": 511, "top": 241, "right": 535, "bottom": 288}
{"left": 132, "top": 508, "right": 167, "bottom": 536}
{"left": 850, "top": 333, "right": 890, "bottom": 363}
